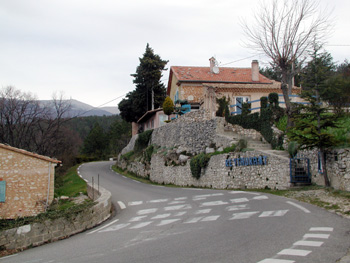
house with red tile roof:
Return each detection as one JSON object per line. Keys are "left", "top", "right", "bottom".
{"left": 0, "top": 143, "right": 61, "bottom": 219}
{"left": 167, "top": 58, "right": 302, "bottom": 118}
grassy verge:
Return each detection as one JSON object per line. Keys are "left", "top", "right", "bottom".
{"left": 0, "top": 165, "right": 92, "bottom": 231}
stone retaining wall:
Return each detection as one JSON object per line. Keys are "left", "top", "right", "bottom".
{"left": 150, "top": 150, "right": 290, "bottom": 190}
{"left": 0, "top": 183, "right": 112, "bottom": 251}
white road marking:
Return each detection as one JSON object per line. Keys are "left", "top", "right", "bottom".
{"left": 137, "top": 208, "right": 158, "bottom": 215}
{"left": 278, "top": 248, "right": 312, "bottom": 256}
{"left": 259, "top": 210, "right": 289, "bottom": 217}
{"left": 229, "top": 191, "right": 260, "bottom": 195}
{"left": 122, "top": 176, "right": 127, "bottom": 179}
{"left": 129, "top": 221, "right": 153, "bottom": 229}
{"left": 309, "top": 227, "right": 333, "bottom": 232}
{"left": 229, "top": 211, "right": 259, "bottom": 220}
{"left": 129, "top": 216, "right": 147, "bottom": 222}
{"left": 117, "top": 201, "right": 126, "bottom": 210}
{"left": 151, "top": 213, "right": 171, "bottom": 219}
{"left": 201, "top": 215, "right": 220, "bottom": 222}
{"left": 132, "top": 180, "right": 140, "bottom": 183}
{"left": 185, "top": 217, "right": 203, "bottom": 223}
{"left": 195, "top": 209, "right": 212, "bottom": 214}
{"left": 303, "top": 233, "right": 330, "bottom": 239}
{"left": 157, "top": 219, "right": 181, "bottom": 226}
{"left": 148, "top": 199, "right": 168, "bottom": 203}
{"left": 100, "top": 223, "right": 130, "bottom": 232}
{"left": 182, "top": 188, "right": 203, "bottom": 190}
{"left": 164, "top": 204, "right": 191, "bottom": 211}
{"left": 200, "top": 201, "right": 229, "bottom": 207}
{"left": 0, "top": 254, "right": 18, "bottom": 260}
{"left": 87, "top": 219, "right": 120, "bottom": 234}
{"left": 128, "top": 201, "right": 143, "bottom": 206}
{"left": 230, "top": 198, "right": 249, "bottom": 203}
{"left": 84, "top": 179, "right": 88, "bottom": 182}
{"left": 225, "top": 204, "right": 249, "bottom": 211}
{"left": 174, "top": 197, "right": 187, "bottom": 200}
{"left": 258, "top": 259, "right": 295, "bottom": 263}
{"left": 293, "top": 240, "right": 324, "bottom": 247}
{"left": 168, "top": 200, "right": 186, "bottom": 205}
{"left": 286, "top": 201, "right": 311, "bottom": 213}
{"left": 174, "top": 211, "right": 187, "bottom": 216}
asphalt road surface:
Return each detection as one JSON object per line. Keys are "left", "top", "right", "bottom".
{"left": 2, "top": 161, "right": 350, "bottom": 263}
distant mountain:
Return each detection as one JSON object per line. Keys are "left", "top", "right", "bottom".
{"left": 39, "top": 99, "right": 119, "bottom": 117}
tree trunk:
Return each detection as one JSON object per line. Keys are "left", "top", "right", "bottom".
{"left": 320, "top": 149, "right": 330, "bottom": 187}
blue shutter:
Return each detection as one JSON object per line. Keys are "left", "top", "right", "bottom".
{"left": 0, "top": 181, "right": 6, "bottom": 202}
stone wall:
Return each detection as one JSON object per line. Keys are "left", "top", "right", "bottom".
{"left": 0, "top": 183, "right": 112, "bottom": 251}
{"left": 0, "top": 145, "right": 58, "bottom": 219}
{"left": 300, "top": 148, "right": 350, "bottom": 191}
{"left": 150, "top": 150, "right": 290, "bottom": 190}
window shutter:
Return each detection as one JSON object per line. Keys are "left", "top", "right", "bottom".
{"left": 0, "top": 181, "right": 6, "bottom": 202}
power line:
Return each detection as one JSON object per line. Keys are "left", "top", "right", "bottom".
{"left": 219, "top": 54, "right": 264, "bottom": 66}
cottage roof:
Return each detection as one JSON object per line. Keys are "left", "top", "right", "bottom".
{"left": 137, "top": 108, "right": 163, "bottom": 124}
{"left": 0, "top": 143, "right": 61, "bottom": 164}
{"left": 170, "top": 66, "right": 272, "bottom": 83}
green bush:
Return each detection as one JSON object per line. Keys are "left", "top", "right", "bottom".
{"left": 190, "top": 153, "right": 210, "bottom": 179}
{"left": 268, "top": 92, "right": 279, "bottom": 107}
{"left": 260, "top": 96, "right": 268, "bottom": 109}
{"left": 144, "top": 145, "right": 155, "bottom": 163}
{"left": 242, "top": 102, "right": 251, "bottom": 115}
{"left": 135, "top": 130, "right": 153, "bottom": 152}
{"left": 288, "top": 141, "right": 299, "bottom": 158}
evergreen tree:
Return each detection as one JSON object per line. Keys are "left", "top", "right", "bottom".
{"left": 82, "top": 123, "right": 108, "bottom": 157}
{"left": 119, "top": 44, "right": 168, "bottom": 122}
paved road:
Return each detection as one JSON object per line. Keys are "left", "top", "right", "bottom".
{"left": 3, "top": 161, "right": 350, "bottom": 263}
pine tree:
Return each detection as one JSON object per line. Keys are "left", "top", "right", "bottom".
{"left": 119, "top": 44, "right": 168, "bottom": 122}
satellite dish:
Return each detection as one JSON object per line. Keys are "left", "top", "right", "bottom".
{"left": 213, "top": 66, "right": 219, "bottom": 74}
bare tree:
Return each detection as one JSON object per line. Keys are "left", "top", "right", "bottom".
{"left": 241, "top": 0, "right": 332, "bottom": 128}
{"left": 0, "top": 86, "right": 72, "bottom": 158}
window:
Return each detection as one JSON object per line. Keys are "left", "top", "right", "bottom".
{"left": 0, "top": 181, "right": 6, "bottom": 202}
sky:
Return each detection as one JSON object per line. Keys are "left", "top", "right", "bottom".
{"left": 0, "top": 0, "right": 349, "bottom": 108}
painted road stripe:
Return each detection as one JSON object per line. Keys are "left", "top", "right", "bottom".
{"left": 181, "top": 188, "right": 203, "bottom": 190}
{"left": 226, "top": 204, "right": 249, "bottom": 211}
{"left": 201, "top": 215, "right": 220, "bottom": 222}
{"left": 174, "top": 211, "right": 187, "bottom": 216}
{"left": 259, "top": 210, "right": 289, "bottom": 217}
{"left": 137, "top": 208, "right": 158, "bottom": 215}
{"left": 151, "top": 213, "right": 171, "bottom": 219}
{"left": 128, "top": 201, "right": 143, "bottom": 206}
{"left": 157, "top": 219, "right": 180, "bottom": 226}
{"left": 129, "top": 221, "right": 153, "bottom": 229}
{"left": 129, "top": 216, "right": 147, "bottom": 222}
{"left": 304, "top": 233, "right": 330, "bottom": 239}
{"left": 185, "top": 217, "right": 203, "bottom": 223}
{"left": 229, "top": 191, "right": 260, "bottom": 195}
{"left": 309, "top": 227, "right": 333, "bottom": 232}
{"left": 148, "top": 199, "right": 168, "bottom": 203}
{"left": 117, "top": 201, "right": 126, "bottom": 210}
{"left": 100, "top": 223, "right": 130, "bottom": 232}
{"left": 168, "top": 200, "right": 186, "bottom": 205}
{"left": 286, "top": 201, "right": 311, "bottom": 213}
{"left": 87, "top": 219, "right": 120, "bottom": 234}
{"left": 293, "top": 240, "right": 324, "bottom": 247}
{"left": 278, "top": 248, "right": 312, "bottom": 256}
{"left": 230, "top": 198, "right": 249, "bottom": 203}
{"left": 164, "top": 204, "right": 191, "bottom": 211}
{"left": 200, "top": 201, "right": 228, "bottom": 207}
{"left": 132, "top": 180, "right": 140, "bottom": 183}
{"left": 195, "top": 209, "right": 212, "bottom": 214}
{"left": 174, "top": 197, "right": 187, "bottom": 200}
{"left": 229, "top": 211, "right": 259, "bottom": 220}
{"left": 258, "top": 259, "right": 295, "bottom": 263}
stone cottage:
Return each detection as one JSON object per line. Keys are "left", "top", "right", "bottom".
{"left": 167, "top": 58, "right": 302, "bottom": 118}
{"left": 0, "top": 143, "right": 61, "bottom": 219}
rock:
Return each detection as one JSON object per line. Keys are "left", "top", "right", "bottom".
{"left": 179, "top": 155, "right": 189, "bottom": 164}
{"left": 206, "top": 147, "right": 215, "bottom": 154}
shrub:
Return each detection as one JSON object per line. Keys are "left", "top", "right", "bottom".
{"left": 268, "top": 92, "right": 279, "bottom": 107}
{"left": 236, "top": 139, "right": 247, "bottom": 151}
{"left": 190, "top": 153, "right": 210, "bottom": 179}
{"left": 134, "top": 130, "right": 153, "bottom": 153}
{"left": 260, "top": 96, "right": 268, "bottom": 109}
{"left": 163, "top": 96, "right": 174, "bottom": 117}
{"left": 288, "top": 141, "right": 299, "bottom": 158}
{"left": 242, "top": 102, "right": 251, "bottom": 115}
{"left": 144, "top": 145, "right": 154, "bottom": 163}
{"left": 216, "top": 96, "right": 230, "bottom": 117}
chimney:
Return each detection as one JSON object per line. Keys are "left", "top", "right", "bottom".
{"left": 251, "top": 60, "right": 259, "bottom": 82}
{"left": 209, "top": 57, "right": 219, "bottom": 74}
